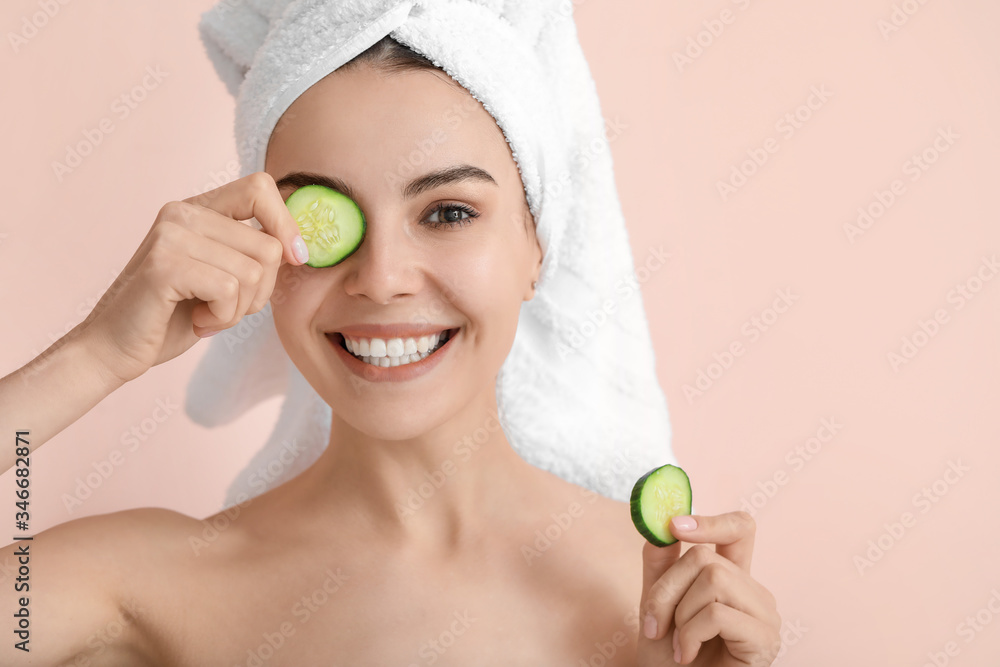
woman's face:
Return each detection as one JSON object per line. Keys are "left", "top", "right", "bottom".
{"left": 265, "top": 64, "right": 542, "bottom": 439}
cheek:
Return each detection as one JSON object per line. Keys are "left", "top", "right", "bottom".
{"left": 270, "top": 264, "right": 306, "bottom": 311}
{"left": 438, "top": 237, "right": 525, "bottom": 348}
{"left": 270, "top": 265, "right": 326, "bottom": 336}
{"left": 448, "top": 237, "right": 522, "bottom": 304}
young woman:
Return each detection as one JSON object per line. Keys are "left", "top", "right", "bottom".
{"left": 0, "top": 36, "right": 780, "bottom": 666}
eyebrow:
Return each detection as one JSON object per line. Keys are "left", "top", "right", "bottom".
{"left": 274, "top": 164, "right": 497, "bottom": 201}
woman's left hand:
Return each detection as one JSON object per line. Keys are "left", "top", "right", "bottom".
{"left": 635, "top": 511, "right": 782, "bottom": 666}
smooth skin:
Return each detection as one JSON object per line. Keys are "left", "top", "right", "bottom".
{"left": 0, "top": 63, "right": 780, "bottom": 665}
{"left": 639, "top": 515, "right": 782, "bottom": 665}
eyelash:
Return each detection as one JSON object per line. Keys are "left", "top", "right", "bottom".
{"left": 423, "top": 202, "right": 480, "bottom": 229}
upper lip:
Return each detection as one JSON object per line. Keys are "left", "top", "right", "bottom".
{"left": 329, "top": 323, "right": 458, "bottom": 339}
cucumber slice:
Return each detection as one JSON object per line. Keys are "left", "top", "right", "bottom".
{"left": 285, "top": 184, "right": 366, "bottom": 268}
{"left": 629, "top": 464, "right": 693, "bottom": 546}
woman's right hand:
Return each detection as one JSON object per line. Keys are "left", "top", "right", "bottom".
{"left": 77, "top": 171, "right": 309, "bottom": 384}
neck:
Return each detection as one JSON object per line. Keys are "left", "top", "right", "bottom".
{"left": 288, "top": 383, "right": 543, "bottom": 553}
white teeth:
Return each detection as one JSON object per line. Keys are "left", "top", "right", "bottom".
{"left": 343, "top": 331, "right": 450, "bottom": 358}
{"left": 386, "top": 337, "right": 405, "bottom": 357}
{"left": 358, "top": 351, "right": 430, "bottom": 367}
{"left": 369, "top": 338, "right": 387, "bottom": 357}
{"left": 343, "top": 329, "right": 454, "bottom": 368}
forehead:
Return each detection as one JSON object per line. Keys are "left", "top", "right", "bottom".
{"left": 265, "top": 66, "right": 510, "bottom": 185}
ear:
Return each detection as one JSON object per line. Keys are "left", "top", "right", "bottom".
{"left": 521, "top": 206, "right": 543, "bottom": 301}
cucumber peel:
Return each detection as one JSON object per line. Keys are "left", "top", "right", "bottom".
{"left": 629, "top": 464, "right": 693, "bottom": 546}
{"left": 285, "top": 184, "right": 365, "bottom": 268}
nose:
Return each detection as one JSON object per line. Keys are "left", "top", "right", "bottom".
{"left": 340, "top": 216, "right": 422, "bottom": 304}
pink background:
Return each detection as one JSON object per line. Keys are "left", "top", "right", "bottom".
{"left": 2, "top": 1, "right": 998, "bottom": 663}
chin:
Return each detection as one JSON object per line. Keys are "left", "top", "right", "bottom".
{"left": 331, "top": 397, "right": 453, "bottom": 443}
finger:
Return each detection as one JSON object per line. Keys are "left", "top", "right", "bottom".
{"left": 180, "top": 233, "right": 267, "bottom": 332}
{"left": 183, "top": 171, "right": 308, "bottom": 266}
{"left": 674, "top": 561, "right": 781, "bottom": 632}
{"left": 676, "top": 602, "right": 778, "bottom": 666}
{"left": 643, "top": 543, "right": 717, "bottom": 641}
{"left": 639, "top": 540, "right": 682, "bottom": 642}
{"left": 642, "top": 539, "right": 682, "bottom": 593}
{"left": 669, "top": 511, "right": 756, "bottom": 572}
{"left": 163, "top": 205, "right": 284, "bottom": 316}
{"left": 167, "top": 257, "right": 242, "bottom": 326}
{"left": 635, "top": 628, "right": 674, "bottom": 667}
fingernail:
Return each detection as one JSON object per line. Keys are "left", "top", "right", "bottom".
{"left": 292, "top": 235, "right": 309, "bottom": 264}
{"left": 673, "top": 516, "right": 697, "bottom": 532}
{"left": 643, "top": 612, "right": 657, "bottom": 639}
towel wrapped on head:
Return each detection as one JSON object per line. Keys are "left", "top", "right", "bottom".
{"left": 189, "top": 0, "right": 679, "bottom": 510}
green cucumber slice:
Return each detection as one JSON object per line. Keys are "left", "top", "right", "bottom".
{"left": 285, "top": 184, "right": 366, "bottom": 268}
{"left": 629, "top": 464, "right": 693, "bottom": 546}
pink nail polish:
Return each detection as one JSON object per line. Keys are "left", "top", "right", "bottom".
{"left": 292, "top": 235, "right": 309, "bottom": 264}
{"left": 673, "top": 516, "right": 697, "bottom": 532}
{"left": 643, "top": 612, "right": 657, "bottom": 639}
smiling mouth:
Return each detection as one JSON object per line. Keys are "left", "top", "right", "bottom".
{"left": 328, "top": 328, "right": 457, "bottom": 368}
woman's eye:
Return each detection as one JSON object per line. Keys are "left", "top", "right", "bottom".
{"left": 425, "top": 203, "right": 480, "bottom": 228}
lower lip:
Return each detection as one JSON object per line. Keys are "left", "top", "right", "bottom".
{"left": 327, "top": 329, "right": 458, "bottom": 383}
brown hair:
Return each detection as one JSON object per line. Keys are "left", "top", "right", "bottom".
{"left": 341, "top": 35, "right": 535, "bottom": 233}
{"left": 342, "top": 35, "right": 441, "bottom": 75}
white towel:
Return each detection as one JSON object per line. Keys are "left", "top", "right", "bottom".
{"left": 190, "top": 0, "right": 679, "bottom": 511}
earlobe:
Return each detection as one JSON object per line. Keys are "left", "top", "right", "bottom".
{"left": 524, "top": 278, "right": 538, "bottom": 301}
{"left": 527, "top": 252, "right": 542, "bottom": 301}
{"left": 523, "top": 214, "right": 542, "bottom": 301}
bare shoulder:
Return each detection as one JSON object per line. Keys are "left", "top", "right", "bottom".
{"left": 30, "top": 506, "right": 206, "bottom": 600}
{"left": 573, "top": 490, "right": 648, "bottom": 558}
{"left": 52, "top": 505, "right": 199, "bottom": 539}
{"left": 52, "top": 506, "right": 201, "bottom": 563}
{"left": 9, "top": 506, "right": 200, "bottom": 575}
{"left": 516, "top": 474, "right": 646, "bottom": 654}
{"left": 541, "top": 471, "right": 646, "bottom": 547}
{"left": 0, "top": 507, "right": 202, "bottom": 665}
{"left": 525, "top": 469, "right": 648, "bottom": 573}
